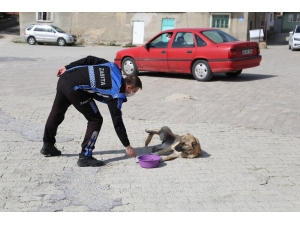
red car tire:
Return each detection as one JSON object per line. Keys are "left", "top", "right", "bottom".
{"left": 192, "top": 60, "right": 213, "bottom": 81}
{"left": 122, "top": 57, "right": 139, "bottom": 76}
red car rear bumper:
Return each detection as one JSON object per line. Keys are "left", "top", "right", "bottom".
{"left": 209, "top": 55, "right": 262, "bottom": 72}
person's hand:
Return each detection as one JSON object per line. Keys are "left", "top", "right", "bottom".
{"left": 57, "top": 67, "right": 66, "bottom": 77}
{"left": 125, "top": 145, "right": 136, "bottom": 157}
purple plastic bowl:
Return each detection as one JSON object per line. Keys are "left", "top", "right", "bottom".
{"left": 137, "top": 155, "right": 161, "bottom": 168}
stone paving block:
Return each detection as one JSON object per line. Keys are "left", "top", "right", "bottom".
{"left": 4, "top": 201, "right": 31, "bottom": 211}
{"left": 62, "top": 205, "right": 90, "bottom": 212}
{"left": 0, "top": 208, "right": 11, "bottom": 212}
{"left": 27, "top": 201, "right": 43, "bottom": 209}
{"left": 213, "top": 203, "right": 235, "bottom": 212}
{"left": 198, "top": 203, "right": 217, "bottom": 212}
{"left": 0, "top": 202, "right": 5, "bottom": 209}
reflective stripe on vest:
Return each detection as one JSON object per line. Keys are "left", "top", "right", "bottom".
{"left": 67, "top": 63, "right": 126, "bottom": 101}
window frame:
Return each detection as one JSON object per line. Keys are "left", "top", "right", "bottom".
{"left": 36, "top": 12, "right": 53, "bottom": 22}
{"left": 210, "top": 13, "right": 230, "bottom": 28}
{"left": 288, "top": 13, "right": 300, "bottom": 22}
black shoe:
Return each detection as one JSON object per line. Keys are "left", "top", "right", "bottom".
{"left": 77, "top": 153, "right": 105, "bottom": 167}
{"left": 40, "top": 143, "right": 61, "bottom": 156}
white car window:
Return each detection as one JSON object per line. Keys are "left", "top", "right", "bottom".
{"left": 34, "top": 27, "right": 46, "bottom": 32}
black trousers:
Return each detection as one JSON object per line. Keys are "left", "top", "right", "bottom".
{"left": 43, "top": 73, "right": 103, "bottom": 153}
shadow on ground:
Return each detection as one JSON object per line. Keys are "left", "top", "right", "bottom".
{"left": 60, "top": 147, "right": 211, "bottom": 165}
{"left": 138, "top": 71, "right": 277, "bottom": 82}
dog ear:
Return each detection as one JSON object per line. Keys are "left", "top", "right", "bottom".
{"left": 192, "top": 141, "right": 197, "bottom": 148}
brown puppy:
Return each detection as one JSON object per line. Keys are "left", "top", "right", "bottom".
{"left": 145, "top": 126, "right": 202, "bottom": 162}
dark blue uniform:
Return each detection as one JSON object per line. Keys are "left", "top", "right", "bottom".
{"left": 43, "top": 56, "right": 130, "bottom": 157}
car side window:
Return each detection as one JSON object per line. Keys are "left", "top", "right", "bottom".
{"left": 46, "top": 28, "right": 54, "bottom": 32}
{"left": 296, "top": 26, "right": 300, "bottom": 33}
{"left": 34, "top": 27, "right": 46, "bottom": 32}
{"left": 195, "top": 34, "right": 206, "bottom": 47}
{"left": 172, "top": 32, "right": 194, "bottom": 48}
{"left": 149, "top": 33, "right": 169, "bottom": 48}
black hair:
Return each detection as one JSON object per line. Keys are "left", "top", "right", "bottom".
{"left": 125, "top": 75, "right": 142, "bottom": 90}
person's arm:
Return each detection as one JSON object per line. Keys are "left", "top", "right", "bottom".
{"left": 57, "top": 55, "right": 109, "bottom": 77}
{"left": 106, "top": 99, "right": 136, "bottom": 157}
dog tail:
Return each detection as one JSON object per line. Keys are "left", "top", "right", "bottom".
{"left": 145, "top": 133, "right": 154, "bottom": 147}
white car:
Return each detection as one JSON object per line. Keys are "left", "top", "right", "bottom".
{"left": 289, "top": 25, "right": 300, "bottom": 51}
{"left": 24, "top": 24, "right": 77, "bottom": 46}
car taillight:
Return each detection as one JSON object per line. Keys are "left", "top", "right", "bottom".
{"left": 257, "top": 47, "right": 260, "bottom": 55}
{"left": 228, "top": 49, "right": 236, "bottom": 58}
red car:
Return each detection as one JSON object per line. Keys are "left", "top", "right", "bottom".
{"left": 114, "top": 28, "right": 262, "bottom": 81}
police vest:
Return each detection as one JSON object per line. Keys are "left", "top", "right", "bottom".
{"left": 66, "top": 62, "right": 126, "bottom": 102}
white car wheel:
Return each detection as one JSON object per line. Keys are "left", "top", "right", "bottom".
{"left": 57, "top": 38, "right": 66, "bottom": 46}
{"left": 27, "top": 36, "right": 36, "bottom": 45}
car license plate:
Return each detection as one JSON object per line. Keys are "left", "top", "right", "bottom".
{"left": 242, "top": 49, "right": 253, "bottom": 55}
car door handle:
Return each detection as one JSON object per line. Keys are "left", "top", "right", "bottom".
{"left": 187, "top": 50, "right": 192, "bottom": 54}
{"left": 161, "top": 51, "right": 166, "bottom": 54}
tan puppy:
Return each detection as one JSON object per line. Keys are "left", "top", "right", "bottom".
{"left": 145, "top": 126, "right": 202, "bottom": 162}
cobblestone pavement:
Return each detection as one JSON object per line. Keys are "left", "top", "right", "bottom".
{"left": 0, "top": 33, "right": 300, "bottom": 212}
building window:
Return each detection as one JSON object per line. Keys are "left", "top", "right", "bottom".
{"left": 36, "top": 12, "right": 53, "bottom": 22}
{"left": 211, "top": 14, "right": 230, "bottom": 28}
{"left": 288, "top": 13, "right": 300, "bottom": 22}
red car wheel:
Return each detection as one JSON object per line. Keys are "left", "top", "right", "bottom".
{"left": 122, "top": 57, "right": 139, "bottom": 76}
{"left": 192, "top": 60, "right": 213, "bottom": 81}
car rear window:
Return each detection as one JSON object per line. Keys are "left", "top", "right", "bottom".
{"left": 26, "top": 25, "right": 34, "bottom": 31}
{"left": 202, "top": 30, "right": 238, "bottom": 43}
